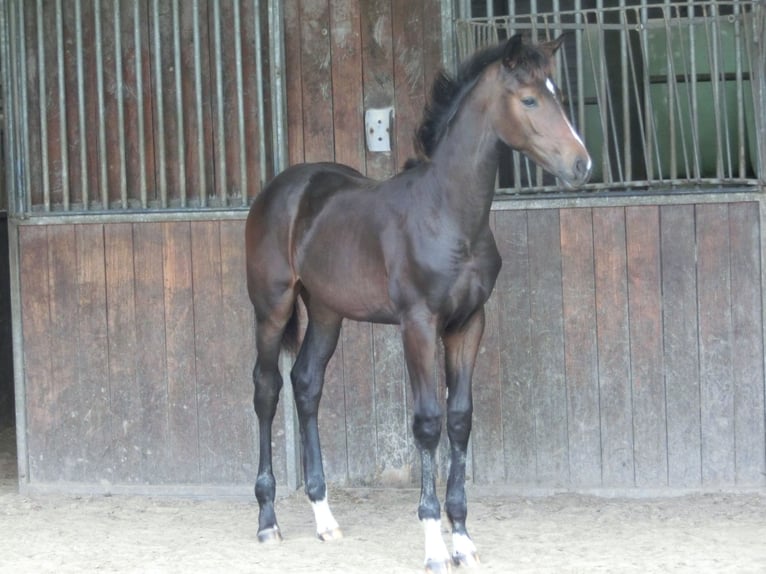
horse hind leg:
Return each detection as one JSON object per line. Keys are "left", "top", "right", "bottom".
{"left": 252, "top": 292, "right": 297, "bottom": 543}
{"left": 290, "top": 303, "right": 343, "bottom": 541}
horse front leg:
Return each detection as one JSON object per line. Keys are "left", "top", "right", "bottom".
{"left": 442, "top": 307, "right": 485, "bottom": 567}
{"left": 291, "top": 308, "right": 344, "bottom": 541}
{"left": 402, "top": 313, "right": 451, "bottom": 573}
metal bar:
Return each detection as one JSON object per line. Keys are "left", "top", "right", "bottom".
{"left": 663, "top": 4, "right": 678, "bottom": 179}
{"left": 268, "top": 0, "right": 288, "bottom": 175}
{"left": 1, "top": 0, "right": 17, "bottom": 214}
{"left": 152, "top": 0, "right": 167, "bottom": 208}
{"left": 36, "top": 0, "right": 50, "bottom": 211}
{"left": 55, "top": 0, "right": 69, "bottom": 210}
{"left": 687, "top": 0, "right": 701, "bottom": 180}
{"left": 75, "top": 0, "right": 88, "bottom": 210}
{"left": 134, "top": 0, "right": 147, "bottom": 208}
{"left": 17, "top": 0, "right": 31, "bottom": 215}
{"left": 172, "top": 0, "right": 186, "bottom": 207}
{"left": 95, "top": 0, "right": 108, "bottom": 210}
{"left": 233, "top": 0, "right": 247, "bottom": 205}
{"left": 115, "top": 0, "right": 127, "bottom": 209}
{"left": 575, "top": 0, "right": 584, "bottom": 147}
{"left": 193, "top": 0, "right": 206, "bottom": 206}
{"left": 620, "top": 0, "right": 631, "bottom": 181}
{"left": 212, "top": 0, "right": 225, "bottom": 204}
{"left": 254, "top": 0, "right": 267, "bottom": 191}
{"left": 733, "top": 1, "right": 746, "bottom": 179}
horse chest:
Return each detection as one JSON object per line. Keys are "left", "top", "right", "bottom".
{"left": 392, "top": 230, "right": 501, "bottom": 321}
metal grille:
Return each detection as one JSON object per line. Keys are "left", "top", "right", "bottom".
{"left": 0, "top": 0, "right": 286, "bottom": 215}
{"left": 456, "top": 0, "right": 766, "bottom": 194}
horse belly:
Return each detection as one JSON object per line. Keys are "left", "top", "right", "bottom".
{"left": 297, "top": 241, "right": 396, "bottom": 323}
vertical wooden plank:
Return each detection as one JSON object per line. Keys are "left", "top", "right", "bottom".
{"left": 392, "top": 0, "right": 424, "bottom": 168}
{"left": 284, "top": 0, "right": 305, "bottom": 166}
{"left": 132, "top": 222, "right": 169, "bottom": 482}
{"left": 220, "top": 220, "right": 259, "bottom": 484}
{"left": 373, "top": 324, "right": 410, "bottom": 485}
{"left": 330, "top": 0, "right": 365, "bottom": 171}
{"left": 696, "top": 204, "right": 735, "bottom": 486}
{"left": 470, "top": 213, "right": 504, "bottom": 484}
{"left": 162, "top": 221, "right": 200, "bottom": 483}
{"left": 626, "top": 206, "right": 667, "bottom": 487}
{"left": 495, "top": 210, "right": 536, "bottom": 484}
{"left": 593, "top": 207, "right": 634, "bottom": 487}
{"left": 42, "top": 225, "right": 78, "bottom": 481}
{"left": 728, "top": 203, "right": 765, "bottom": 486}
{"left": 191, "top": 221, "right": 231, "bottom": 483}
{"left": 75, "top": 224, "right": 111, "bottom": 483}
{"left": 18, "top": 227, "right": 52, "bottom": 482}
{"left": 660, "top": 204, "right": 702, "bottom": 488}
{"left": 46, "top": 225, "right": 81, "bottom": 480}
{"left": 560, "top": 208, "right": 602, "bottom": 488}
{"left": 527, "top": 209, "right": 568, "bottom": 486}
{"left": 421, "top": 0, "right": 443, "bottom": 101}
{"left": 104, "top": 223, "right": 141, "bottom": 482}
{"left": 341, "top": 320, "right": 377, "bottom": 484}
{"left": 299, "top": 0, "right": 335, "bottom": 164}
{"left": 361, "top": 0, "right": 395, "bottom": 179}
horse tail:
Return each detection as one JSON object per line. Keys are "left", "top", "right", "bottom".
{"left": 281, "top": 300, "right": 301, "bottom": 355}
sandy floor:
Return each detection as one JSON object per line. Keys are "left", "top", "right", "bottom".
{"left": 2, "top": 425, "right": 765, "bottom": 573}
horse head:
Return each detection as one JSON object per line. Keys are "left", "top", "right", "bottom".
{"left": 490, "top": 33, "right": 592, "bottom": 187}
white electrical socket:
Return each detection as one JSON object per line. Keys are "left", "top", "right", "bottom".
{"left": 365, "top": 107, "right": 393, "bottom": 152}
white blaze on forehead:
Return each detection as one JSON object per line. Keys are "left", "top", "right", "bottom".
{"left": 545, "top": 77, "right": 557, "bottom": 95}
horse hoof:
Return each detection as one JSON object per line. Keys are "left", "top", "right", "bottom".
{"left": 317, "top": 527, "right": 343, "bottom": 542}
{"left": 453, "top": 551, "right": 481, "bottom": 568}
{"left": 425, "top": 559, "right": 453, "bottom": 573}
{"left": 257, "top": 526, "right": 283, "bottom": 544}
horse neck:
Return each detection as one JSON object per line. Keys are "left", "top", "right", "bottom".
{"left": 428, "top": 77, "right": 501, "bottom": 237}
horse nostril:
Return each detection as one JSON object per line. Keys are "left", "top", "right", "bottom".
{"left": 573, "top": 156, "right": 592, "bottom": 183}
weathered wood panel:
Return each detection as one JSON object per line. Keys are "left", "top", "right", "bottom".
{"left": 593, "top": 207, "right": 634, "bottom": 487}
{"left": 696, "top": 204, "right": 736, "bottom": 486}
{"left": 15, "top": 199, "right": 766, "bottom": 491}
{"left": 560, "top": 208, "right": 601, "bottom": 487}
{"left": 660, "top": 204, "right": 702, "bottom": 488}
{"left": 495, "top": 210, "right": 536, "bottom": 484}
{"left": 626, "top": 206, "right": 667, "bottom": 487}
{"left": 728, "top": 204, "right": 766, "bottom": 485}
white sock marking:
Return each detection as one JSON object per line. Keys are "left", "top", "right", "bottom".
{"left": 453, "top": 532, "right": 479, "bottom": 564}
{"left": 311, "top": 496, "right": 339, "bottom": 536}
{"left": 422, "top": 518, "right": 451, "bottom": 566}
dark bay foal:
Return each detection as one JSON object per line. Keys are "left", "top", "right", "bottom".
{"left": 245, "top": 34, "right": 591, "bottom": 572}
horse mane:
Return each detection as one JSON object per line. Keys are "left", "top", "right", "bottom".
{"left": 405, "top": 35, "right": 553, "bottom": 169}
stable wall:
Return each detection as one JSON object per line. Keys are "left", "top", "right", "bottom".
{"left": 8, "top": 0, "right": 766, "bottom": 495}
{"left": 12, "top": 197, "right": 766, "bottom": 493}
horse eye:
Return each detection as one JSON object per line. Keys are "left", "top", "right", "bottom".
{"left": 521, "top": 96, "right": 538, "bottom": 108}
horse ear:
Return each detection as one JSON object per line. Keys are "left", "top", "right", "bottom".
{"left": 502, "top": 33, "right": 525, "bottom": 69}
{"left": 540, "top": 34, "right": 566, "bottom": 56}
